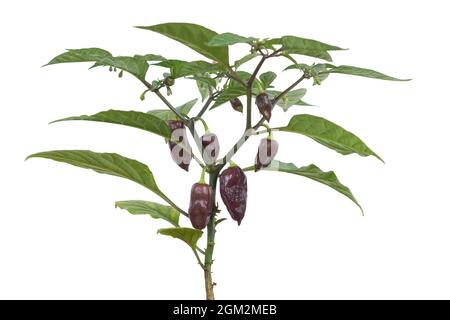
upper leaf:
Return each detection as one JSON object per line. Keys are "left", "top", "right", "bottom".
{"left": 234, "top": 53, "right": 258, "bottom": 68}
{"left": 154, "top": 59, "right": 222, "bottom": 78}
{"left": 26, "top": 150, "right": 170, "bottom": 200}
{"left": 207, "top": 32, "right": 255, "bottom": 47}
{"left": 136, "top": 54, "right": 166, "bottom": 61}
{"left": 322, "top": 65, "right": 411, "bottom": 81}
{"left": 138, "top": 23, "right": 229, "bottom": 65}
{"left": 280, "top": 36, "right": 345, "bottom": 62}
{"left": 116, "top": 200, "right": 180, "bottom": 226}
{"left": 157, "top": 227, "right": 203, "bottom": 250}
{"left": 93, "top": 56, "right": 149, "bottom": 80}
{"left": 147, "top": 99, "right": 197, "bottom": 121}
{"left": 247, "top": 161, "right": 362, "bottom": 212}
{"left": 279, "top": 114, "right": 383, "bottom": 161}
{"left": 45, "top": 48, "right": 113, "bottom": 65}
{"left": 51, "top": 110, "right": 171, "bottom": 138}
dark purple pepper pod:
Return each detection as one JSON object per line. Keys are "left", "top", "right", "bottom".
{"left": 255, "top": 93, "right": 273, "bottom": 122}
{"left": 201, "top": 133, "right": 220, "bottom": 165}
{"left": 167, "top": 120, "right": 192, "bottom": 171}
{"left": 255, "top": 138, "right": 279, "bottom": 172}
{"left": 230, "top": 98, "right": 243, "bottom": 113}
{"left": 189, "top": 182, "right": 213, "bottom": 230}
{"left": 219, "top": 166, "right": 247, "bottom": 225}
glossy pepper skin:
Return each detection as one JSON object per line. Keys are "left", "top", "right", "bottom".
{"left": 255, "top": 138, "right": 279, "bottom": 171}
{"left": 255, "top": 93, "right": 273, "bottom": 122}
{"left": 201, "top": 133, "right": 220, "bottom": 165}
{"left": 167, "top": 120, "right": 192, "bottom": 171}
{"left": 230, "top": 98, "right": 243, "bottom": 113}
{"left": 219, "top": 166, "right": 247, "bottom": 225}
{"left": 189, "top": 183, "right": 213, "bottom": 229}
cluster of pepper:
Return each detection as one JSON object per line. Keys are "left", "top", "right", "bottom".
{"left": 166, "top": 93, "right": 278, "bottom": 230}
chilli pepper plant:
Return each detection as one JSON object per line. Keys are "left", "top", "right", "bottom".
{"left": 27, "top": 23, "right": 409, "bottom": 299}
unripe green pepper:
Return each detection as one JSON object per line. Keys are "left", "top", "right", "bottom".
{"left": 219, "top": 164, "right": 247, "bottom": 225}
{"left": 167, "top": 120, "right": 192, "bottom": 171}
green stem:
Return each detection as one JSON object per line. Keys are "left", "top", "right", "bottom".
{"left": 204, "top": 167, "right": 220, "bottom": 300}
{"left": 192, "top": 117, "right": 210, "bottom": 133}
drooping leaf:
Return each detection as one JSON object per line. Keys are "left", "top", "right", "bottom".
{"left": 138, "top": 23, "right": 229, "bottom": 65}
{"left": 191, "top": 75, "right": 216, "bottom": 88}
{"left": 281, "top": 36, "right": 345, "bottom": 62}
{"left": 45, "top": 48, "right": 113, "bottom": 65}
{"left": 259, "top": 71, "right": 277, "bottom": 90}
{"left": 211, "top": 87, "right": 247, "bottom": 109}
{"left": 267, "top": 89, "right": 308, "bottom": 111}
{"left": 96, "top": 56, "right": 149, "bottom": 80}
{"left": 322, "top": 65, "right": 410, "bottom": 81}
{"left": 207, "top": 32, "right": 255, "bottom": 47}
{"left": 154, "top": 59, "right": 222, "bottom": 78}
{"left": 51, "top": 110, "right": 171, "bottom": 138}
{"left": 115, "top": 200, "right": 180, "bottom": 226}
{"left": 279, "top": 114, "right": 383, "bottom": 161}
{"left": 157, "top": 227, "right": 203, "bottom": 249}
{"left": 26, "top": 150, "right": 171, "bottom": 201}
{"left": 147, "top": 99, "right": 197, "bottom": 121}
{"left": 245, "top": 161, "right": 362, "bottom": 212}
{"left": 234, "top": 53, "right": 258, "bottom": 68}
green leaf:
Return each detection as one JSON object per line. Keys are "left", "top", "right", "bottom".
{"left": 157, "top": 227, "right": 203, "bottom": 249}
{"left": 207, "top": 32, "right": 255, "bottom": 46}
{"left": 139, "top": 23, "right": 229, "bottom": 65}
{"left": 51, "top": 110, "right": 171, "bottom": 138}
{"left": 234, "top": 53, "right": 258, "bottom": 68}
{"left": 45, "top": 48, "right": 113, "bottom": 65}
{"left": 259, "top": 71, "right": 277, "bottom": 90}
{"left": 279, "top": 114, "right": 383, "bottom": 161}
{"left": 136, "top": 54, "right": 166, "bottom": 61}
{"left": 281, "top": 36, "right": 344, "bottom": 62}
{"left": 115, "top": 200, "right": 180, "bottom": 227}
{"left": 95, "top": 56, "right": 149, "bottom": 80}
{"left": 267, "top": 89, "right": 308, "bottom": 111}
{"left": 26, "top": 150, "right": 171, "bottom": 201}
{"left": 211, "top": 87, "right": 247, "bottom": 109}
{"left": 323, "top": 65, "right": 410, "bottom": 81}
{"left": 197, "top": 79, "right": 209, "bottom": 102}
{"left": 246, "top": 161, "right": 362, "bottom": 212}
{"left": 154, "top": 59, "right": 222, "bottom": 78}
{"left": 147, "top": 99, "right": 197, "bottom": 121}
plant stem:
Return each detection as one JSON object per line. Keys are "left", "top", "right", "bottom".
{"left": 272, "top": 74, "right": 306, "bottom": 105}
{"left": 204, "top": 167, "right": 220, "bottom": 300}
{"left": 245, "top": 87, "right": 252, "bottom": 129}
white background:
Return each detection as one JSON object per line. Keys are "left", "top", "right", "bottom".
{"left": 1, "top": 0, "right": 449, "bottom": 300}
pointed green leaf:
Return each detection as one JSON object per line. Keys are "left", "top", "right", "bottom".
{"left": 26, "top": 150, "right": 172, "bottom": 201}
{"left": 323, "top": 65, "right": 410, "bottom": 81}
{"left": 116, "top": 200, "right": 180, "bottom": 226}
{"left": 51, "top": 110, "right": 171, "bottom": 138}
{"left": 197, "top": 80, "right": 209, "bottom": 102}
{"left": 157, "top": 227, "right": 203, "bottom": 249}
{"left": 207, "top": 32, "right": 255, "bottom": 46}
{"left": 136, "top": 54, "right": 166, "bottom": 61}
{"left": 154, "top": 59, "right": 222, "bottom": 78}
{"left": 93, "top": 56, "right": 149, "bottom": 81}
{"left": 147, "top": 99, "right": 197, "bottom": 121}
{"left": 267, "top": 89, "right": 308, "bottom": 111}
{"left": 280, "top": 114, "right": 383, "bottom": 161}
{"left": 45, "top": 48, "right": 113, "bottom": 65}
{"left": 234, "top": 53, "right": 258, "bottom": 68}
{"left": 259, "top": 71, "right": 277, "bottom": 90}
{"left": 281, "top": 36, "right": 344, "bottom": 62}
{"left": 211, "top": 87, "right": 247, "bottom": 109}
{"left": 139, "top": 23, "right": 229, "bottom": 65}
{"left": 246, "top": 161, "right": 362, "bottom": 212}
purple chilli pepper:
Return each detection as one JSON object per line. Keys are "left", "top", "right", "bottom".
{"left": 201, "top": 133, "right": 220, "bottom": 165}
{"left": 189, "top": 169, "right": 213, "bottom": 230}
{"left": 167, "top": 120, "right": 192, "bottom": 171}
{"left": 219, "top": 165, "right": 247, "bottom": 225}
{"left": 255, "top": 92, "right": 273, "bottom": 122}
{"left": 255, "top": 138, "right": 279, "bottom": 172}
{"left": 230, "top": 97, "right": 243, "bottom": 113}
